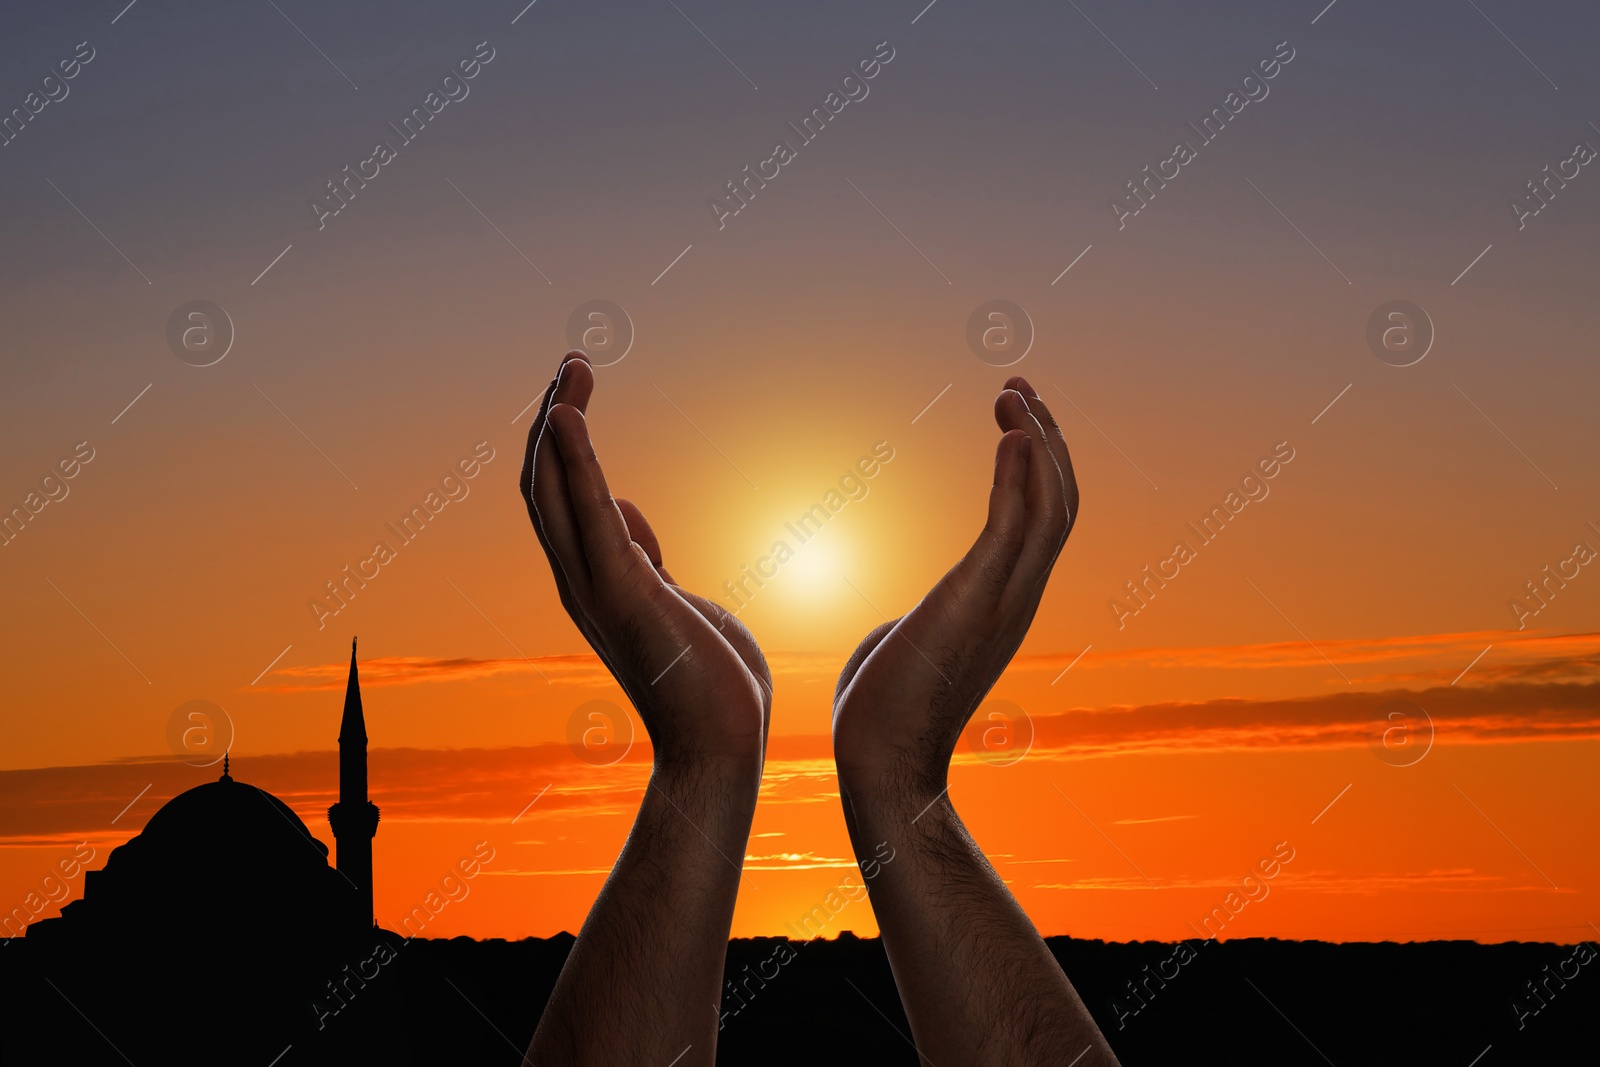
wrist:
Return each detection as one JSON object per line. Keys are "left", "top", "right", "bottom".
{"left": 652, "top": 749, "right": 763, "bottom": 811}
{"left": 836, "top": 758, "right": 950, "bottom": 825}
{"left": 646, "top": 694, "right": 767, "bottom": 789}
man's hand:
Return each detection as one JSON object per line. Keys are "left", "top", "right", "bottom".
{"left": 522, "top": 352, "right": 771, "bottom": 1067}
{"left": 830, "top": 378, "right": 1118, "bottom": 1066}
{"left": 832, "top": 377, "right": 1076, "bottom": 808}
{"left": 521, "top": 352, "right": 772, "bottom": 777}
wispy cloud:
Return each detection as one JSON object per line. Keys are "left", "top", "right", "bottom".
{"left": 1013, "top": 628, "right": 1600, "bottom": 684}
{"left": 1029, "top": 868, "right": 1548, "bottom": 894}
{"left": 255, "top": 650, "right": 855, "bottom": 692}
{"left": 257, "top": 653, "right": 612, "bottom": 691}
{"left": 251, "top": 632, "right": 1600, "bottom": 700}
{"left": 9, "top": 676, "right": 1598, "bottom": 847}
{"left": 1012, "top": 679, "right": 1600, "bottom": 759}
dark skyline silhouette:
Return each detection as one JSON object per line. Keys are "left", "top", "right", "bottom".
{"left": 2, "top": 644, "right": 1592, "bottom": 1064}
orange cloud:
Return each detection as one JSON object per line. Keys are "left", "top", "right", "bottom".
{"left": 256, "top": 654, "right": 612, "bottom": 691}
{"left": 1002, "top": 680, "right": 1600, "bottom": 759}
{"left": 1013, "top": 628, "right": 1600, "bottom": 683}
{"left": 250, "top": 631, "right": 1600, "bottom": 710}
{"left": 1026, "top": 869, "right": 1546, "bottom": 894}
{"left": 8, "top": 678, "right": 1595, "bottom": 847}
{"left": 254, "top": 650, "right": 849, "bottom": 692}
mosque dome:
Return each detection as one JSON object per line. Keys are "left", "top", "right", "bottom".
{"left": 33, "top": 761, "right": 356, "bottom": 946}
{"left": 133, "top": 768, "right": 331, "bottom": 864}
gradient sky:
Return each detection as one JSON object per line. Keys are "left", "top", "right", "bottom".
{"left": 2, "top": 0, "right": 1598, "bottom": 944}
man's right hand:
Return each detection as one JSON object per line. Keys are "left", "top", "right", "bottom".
{"left": 831, "top": 377, "right": 1077, "bottom": 810}
{"left": 827, "top": 378, "right": 1118, "bottom": 1066}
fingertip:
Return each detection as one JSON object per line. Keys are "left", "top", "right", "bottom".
{"left": 997, "top": 390, "right": 1051, "bottom": 451}
{"left": 994, "top": 386, "right": 1028, "bottom": 427}
{"left": 1005, "top": 376, "right": 1039, "bottom": 399}
{"left": 552, "top": 358, "right": 597, "bottom": 419}
{"left": 556, "top": 354, "right": 593, "bottom": 387}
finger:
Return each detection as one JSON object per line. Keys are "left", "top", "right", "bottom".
{"left": 996, "top": 388, "right": 1068, "bottom": 585}
{"left": 532, "top": 423, "right": 591, "bottom": 604}
{"left": 616, "top": 499, "right": 663, "bottom": 568}
{"left": 555, "top": 352, "right": 596, "bottom": 415}
{"left": 1005, "top": 376, "right": 1079, "bottom": 527}
{"left": 986, "top": 422, "right": 1032, "bottom": 544}
{"left": 957, "top": 424, "right": 1032, "bottom": 600}
{"left": 531, "top": 358, "right": 599, "bottom": 603}
{"left": 520, "top": 352, "right": 594, "bottom": 513}
{"left": 522, "top": 352, "right": 595, "bottom": 546}
{"left": 546, "top": 404, "right": 636, "bottom": 578}
{"left": 1010, "top": 391, "right": 1060, "bottom": 538}
{"left": 520, "top": 381, "right": 556, "bottom": 518}
{"left": 520, "top": 364, "right": 567, "bottom": 599}
{"left": 617, "top": 497, "right": 680, "bottom": 584}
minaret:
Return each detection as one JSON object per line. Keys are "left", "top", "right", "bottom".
{"left": 327, "top": 637, "right": 380, "bottom": 931}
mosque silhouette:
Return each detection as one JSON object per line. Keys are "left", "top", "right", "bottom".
{"left": 35, "top": 640, "right": 379, "bottom": 945}
{"left": 14, "top": 640, "right": 418, "bottom": 1066}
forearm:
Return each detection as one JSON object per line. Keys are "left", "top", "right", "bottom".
{"left": 529, "top": 759, "right": 759, "bottom": 1066}
{"left": 840, "top": 781, "right": 1119, "bottom": 1067}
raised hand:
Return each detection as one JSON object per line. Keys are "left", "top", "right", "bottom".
{"left": 520, "top": 351, "right": 772, "bottom": 773}
{"left": 522, "top": 352, "right": 771, "bottom": 1067}
{"left": 832, "top": 377, "right": 1076, "bottom": 806}
{"left": 831, "top": 378, "right": 1119, "bottom": 1067}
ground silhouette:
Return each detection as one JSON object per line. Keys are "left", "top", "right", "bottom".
{"left": 4, "top": 931, "right": 1594, "bottom": 1064}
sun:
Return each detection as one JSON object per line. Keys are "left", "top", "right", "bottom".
{"left": 783, "top": 534, "right": 841, "bottom": 595}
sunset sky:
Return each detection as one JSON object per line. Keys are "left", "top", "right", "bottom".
{"left": 2, "top": 0, "right": 1597, "bottom": 945}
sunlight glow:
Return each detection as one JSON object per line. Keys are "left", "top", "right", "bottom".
{"left": 782, "top": 535, "right": 841, "bottom": 595}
